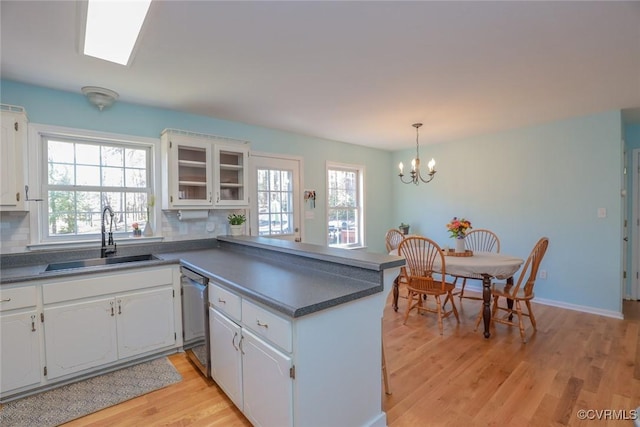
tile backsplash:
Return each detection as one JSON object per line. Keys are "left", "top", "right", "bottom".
{"left": 0, "top": 209, "right": 243, "bottom": 254}
{"left": 0, "top": 211, "right": 30, "bottom": 254}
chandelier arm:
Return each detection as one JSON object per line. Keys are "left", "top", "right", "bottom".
{"left": 398, "top": 173, "right": 416, "bottom": 185}
{"left": 418, "top": 170, "right": 436, "bottom": 184}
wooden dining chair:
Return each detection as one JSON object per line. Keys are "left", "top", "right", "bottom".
{"left": 385, "top": 228, "right": 405, "bottom": 252}
{"left": 453, "top": 229, "right": 500, "bottom": 301}
{"left": 475, "top": 237, "right": 549, "bottom": 343}
{"left": 399, "top": 236, "right": 459, "bottom": 335}
{"left": 386, "top": 229, "right": 409, "bottom": 311}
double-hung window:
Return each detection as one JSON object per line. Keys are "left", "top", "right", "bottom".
{"left": 39, "top": 130, "right": 153, "bottom": 243}
{"left": 327, "top": 162, "right": 364, "bottom": 248}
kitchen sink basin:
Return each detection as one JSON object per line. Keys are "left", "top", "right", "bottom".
{"left": 45, "top": 254, "right": 159, "bottom": 272}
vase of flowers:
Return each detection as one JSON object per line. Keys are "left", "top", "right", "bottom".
{"left": 132, "top": 223, "right": 142, "bottom": 237}
{"left": 446, "top": 217, "right": 472, "bottom": 253}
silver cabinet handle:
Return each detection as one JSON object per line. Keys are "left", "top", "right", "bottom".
{"left": 110, "top": 301, "right": 115, "bottom": 316}
{"left": 239, "top": 335, "right": 245, "bottom": 355}
{"left": 256, "top": 319, "right": 269, "bottom": 329}
{"left": 31, "top": 314, "right": 36, "bottom": 332}
{"left": 0, "top": 298, "right": 11, "bottom": 302}
{"left": 232, "top": 332, "right": 239, "bottom": 351}
{"left": 218, "top": 298, "right": 226, "bottom": 304}
{"left": 117, "top": 299, "right": 122, "bottom": 315}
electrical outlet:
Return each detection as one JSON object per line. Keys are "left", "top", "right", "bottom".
{"left": 539, "top": 270, "right": 547, "bottom": 280}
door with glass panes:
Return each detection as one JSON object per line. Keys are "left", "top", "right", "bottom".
{"left": 250, "top": 154, "right": 301, "bottom": 242}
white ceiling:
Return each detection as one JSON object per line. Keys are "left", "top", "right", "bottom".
{"left": 1, "top": 1, "right": 639, "bottom": 151}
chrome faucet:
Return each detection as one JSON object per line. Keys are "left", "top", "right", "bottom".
{"left": 101, "top": 206, "right": 117, "bottom": 258}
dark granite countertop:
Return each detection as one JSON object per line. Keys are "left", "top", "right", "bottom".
{"left": 0, "top": 237, "right": 404, "bottom": 318}
{"left": 159, "top": 248, "right": 384, "bottom": 317}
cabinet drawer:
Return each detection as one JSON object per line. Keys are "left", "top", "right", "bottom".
{"left": 0, "top": 286, "right": 37, "bottom": 312}
{"left": 209, "top": 282, "right": 241, "bottom": 322}
{"left": 242, "top": 299, "right": 292, "bottom": 353}
{"left": 42, "top": 267, "right": 175, "bottom": 304}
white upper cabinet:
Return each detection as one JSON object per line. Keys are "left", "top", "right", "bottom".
{"left": 214, "top": 144, "right": 249, "bottom": 208}
{"left": 0, "top": 105, "right": 27, "bottom": 211}
{"left": 161, "top": 130, "right": 213, "bottom": 209}
{"left": 161, "top": 129, "right": 249, "bottom": 210}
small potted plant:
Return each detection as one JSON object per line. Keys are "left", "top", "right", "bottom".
{"left": 399, "top": 222, "right": 410, "bottom": 235}
{"left": 132, "top": 222, "right": 142, "bottom": 237}
{"left": 228, "top": 213, "right": 246, "bottom": 236}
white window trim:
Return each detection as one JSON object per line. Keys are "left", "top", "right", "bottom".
{"left": 26, "top": 123, "right": 162, "bottom": 250}
{"left": 326, "top": 161, "right": 366, "bottom": 249}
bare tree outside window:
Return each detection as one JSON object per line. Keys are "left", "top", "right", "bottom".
{"left": 327, "top": 164, "right": 363, "bottom": 248}
{"left": 45, "top": 138, "right": 151, "bottom": 239}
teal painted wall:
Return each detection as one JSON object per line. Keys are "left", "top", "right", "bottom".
{"left": 1, "top": 79, "right": 627, "bottom": 315}
{"left": 392, "top": 111, "right": 624, "bottom": 314}
{"left": 0, "top": 79, "right": 393, "bottom": 250}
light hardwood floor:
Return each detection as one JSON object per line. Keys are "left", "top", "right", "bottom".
{"left": 65, "top": 293, "right": 640, "bottom": 426}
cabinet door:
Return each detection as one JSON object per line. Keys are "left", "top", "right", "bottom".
{"left": 167, "top": 136, "right": 213, "bottom": 208}
{"left": 0, "top": 109, "right": 26, "bottom": 210}
{"left": 214, "top": 144, "right": 249, "bottom": 207}
{"left": 44, "top": 297, "right": 118, "bottom": 380}
{"left": 242, "top": 328, "right": 293, "bottom": 427}
{"left": 116, "top": 287, "right": 175, "bottom": 359}
{"left": 0, "top": 310, "right": 41, "bottom": 394}
{"left": 209, "top": 308, "right": 243, "bottom": 409}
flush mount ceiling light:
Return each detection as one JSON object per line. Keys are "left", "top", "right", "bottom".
{"left": 398, "top": 123, "right": 436, "bottom": 185}
{"left": 82, "top": 0, "right": 152, "bottom": 66}
{"left": 81, "top": 86, "right": 119, "bottom": 111}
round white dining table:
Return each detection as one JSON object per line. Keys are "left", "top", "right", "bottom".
{"left": 390, "top": 249, "right": 524, "bottom": 338}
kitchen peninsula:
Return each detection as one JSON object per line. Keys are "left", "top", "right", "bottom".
{"left": 0, "top": 236, "right": 404, "bottom": 427}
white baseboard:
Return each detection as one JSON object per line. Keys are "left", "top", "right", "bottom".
{"left": 462, "top": 283, "right": 624, "bottom": 320}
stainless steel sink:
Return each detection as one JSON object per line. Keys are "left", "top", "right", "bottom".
{"left": 45, "top": 254, "right": 159, "bottom": 272}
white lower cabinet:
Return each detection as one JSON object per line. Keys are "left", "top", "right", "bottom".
{"left": 40, "top": 266, "right": 179, "bottom": 384}
{"left": 209, "top": 283, "right": 293, "bottom": 427}
{"left": 209, "top": 308, "right": 243, "bottom": 409}
{"left": 0, "top": 309, "right": 42, "bottom": 393}
{"left": 241, "top": 328, "right": 292, "bottom": 427}
{"left": 44, "top": 296, "right": 118, "bottom": 380}
{"left": 117, "top": 287, "right": 176, "bottom": 359}
{"left": 0, "top": 285, "right": 42, "bottom": 395}
{"left": 44, "top": 287, "right": 175, "bottom": 380}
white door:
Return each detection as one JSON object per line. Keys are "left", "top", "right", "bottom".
{"left": 116, "top": 287, "right": 175, "bottom": 359}
{"left": 0, "top": 310, "right": 41, "bottom": 393}
{"left": 242, "top": 328, "right": 293, "bottom": 427}
{"left": 633, "top": 149, "right": 640, "bottom": 300}
{"left": 209, "top": 308, "right": 243, "bottom": 409}
{"left": 250, "top": 153, "right": 302, "bottom": 242}
{"left": 44, "top": 297, "right": 118, "bottom": 379}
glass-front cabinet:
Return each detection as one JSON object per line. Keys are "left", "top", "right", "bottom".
{"left": 161, "top": 129, "right": 249, "bottom": 210}
{"left": 215, "top": 144, "right": 249, "bottom": 207}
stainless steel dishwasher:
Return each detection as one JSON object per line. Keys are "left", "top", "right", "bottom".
{"left": 180, "top": 266, "right": 209, "bottom": 377}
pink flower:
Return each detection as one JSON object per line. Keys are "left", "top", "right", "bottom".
{"left": 132, "top": 223, "right": 139, "bottom": 230}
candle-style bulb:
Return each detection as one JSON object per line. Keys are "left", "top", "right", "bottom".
{"left": 428, "top": 158, "right": 436, "bottom": 172}
{"left": 399, "top": 162, "right": 404, "bottom": 174}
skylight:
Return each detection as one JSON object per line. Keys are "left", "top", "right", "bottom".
{"left": 83, "top": 0, "right": 152, "bottom": 66}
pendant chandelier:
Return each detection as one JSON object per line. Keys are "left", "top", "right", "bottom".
{"left": 398, "top": 123, "right": 436, "bottom": 185}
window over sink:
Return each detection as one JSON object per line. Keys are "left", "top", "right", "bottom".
{"left": 29, "top": 124, "right": 158, "bottom": 245}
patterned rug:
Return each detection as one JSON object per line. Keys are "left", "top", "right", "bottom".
{"left": 0, "top": 357, "right": 182, "bottom": 427}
